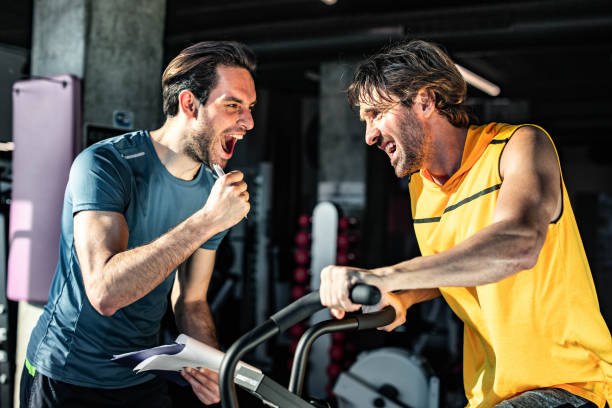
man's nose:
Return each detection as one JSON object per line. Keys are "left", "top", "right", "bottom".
{"left": 239, "top": 109, "right": 254, "bottom": 130}
{"left": 365, "top": 122, "right": 381, "bottom": 146}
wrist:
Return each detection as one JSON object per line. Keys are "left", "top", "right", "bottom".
{"left": 372, "top": 266, "right": 394, "bottom": 278}
{"left": 194, "top": 209, "right": 222, "bottom": 241}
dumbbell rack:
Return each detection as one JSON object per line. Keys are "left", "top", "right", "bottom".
{"left": 291, "top": 202, "right": 363, "bottom": 400}
{"left": 0, "top": 212, "right": 12, "bottom": 407}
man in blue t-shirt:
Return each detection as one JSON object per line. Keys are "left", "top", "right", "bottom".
{"left": 21, "top": 41, "right": 257, "bottom": 407}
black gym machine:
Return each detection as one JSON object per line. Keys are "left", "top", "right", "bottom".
{"left": 218, "top": 284, "right": 395, "bottom": 408}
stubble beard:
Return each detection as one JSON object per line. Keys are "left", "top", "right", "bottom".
{"left": 184, "top": 113, "right": 215, "bottom": 165}
{"left": 393, "top": 109, "right": 427, "bottom": 178}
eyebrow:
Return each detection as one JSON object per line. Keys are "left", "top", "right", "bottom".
{"left": 359, "top": 107, "right": 376, "bottom": 122}
{"left": 221, "top": 96, "right": 257, "bottom": 107}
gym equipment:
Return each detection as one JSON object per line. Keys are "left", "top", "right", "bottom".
{"left": 219, "top": 284, "right": 395, "bottom": 408}
{"left": 295, "top": 231, "right": 312, "bottom": 247}
{"left": 336, "top": 233, "right": 359, "bottom": 250}
{"left": 294, "top": 248, "right": 311, "bottom": 265}
{"left": 334, "top": 348, "right": 440, "bottom": 408}
{"left": 308, "top": 202, "right": 339, "bottom": 397}
{"left": 7, "top": 74, "right": 81, "bottom": 302}
{"left": 338, "top": 216, "right": 359, "bottom": 230}
{"left": 293, "top": 267, "right": 309, "bottom": 284}
{"left": 298, "top": 214, "right": 312, "bottom": 228}
{"left": 0, "top": 213, "right": 11, "bottom": 407}
{"left": 291, "top": 285, "right": 308, "bottom": 300}
{"left": 336, "top": 251, "right": 357, "bottom": 266}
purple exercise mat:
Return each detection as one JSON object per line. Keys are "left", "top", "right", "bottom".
{"left": 7, "top": 74, "right": 81, "bottom": 303}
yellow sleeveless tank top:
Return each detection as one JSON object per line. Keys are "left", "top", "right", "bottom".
{"left": 408, "top": 123, "right": 612, "bottom": 407}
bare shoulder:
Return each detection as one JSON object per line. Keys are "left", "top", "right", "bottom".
{"left": 500, "top": 125, "right": 558, "bottom": 179}
{"left": 506, "top": 125, "right": 553, "bottom": 151}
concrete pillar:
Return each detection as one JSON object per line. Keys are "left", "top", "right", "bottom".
{"left": 319, "top": 62, "right": 365, "bottom": 183}
{"left": 32, "top": 0, "right": 166, "bottom": 131}
{"left": 307, "top": 61, "right": 367, "bottom": 399}
{"left": 318, "top": 62, "right": 366, "bottom": 210}
{"left": 15, "top": 1, "right": 166, "bottom": 405}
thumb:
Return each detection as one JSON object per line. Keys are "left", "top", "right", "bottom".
{"left": 330, "top": 308, "right": 345, "bottom": 320}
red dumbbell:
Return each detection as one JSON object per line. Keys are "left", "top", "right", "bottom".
{"left": 329, "top": 344, "right": 344, "bottom": 361}
{"left": 293, "top": 267, "right": 309, "bottom": 284}
{"left": 294, "top": 248, "right": 310, "bottom": 265}
{"left": 290, "top": 339, "right": 300, "bottom": 354}
{"left": 331, "top": 331, "right": 346, "bottom": 343}
{"left": 291, "top": 285, "right": 308, "bottom": 300}
{"left": 336, "top": 251, "right": 356, "bottom": 265}
{"left": 287, "top": 358, "right": 294, "bottom": 372}
{"left": 294, "top": 231, "right": 311, "bottom": 247}
{"left": 326, "top": 363, "right": 342, "bottom": 379}
{"left": 338, "top": 216, "right": 359, "bottom": 230}
{"left": 298, "top": 214, "right": 312, "bottom": 228}
{"left": 326, "top": 383, "right": 335, "bottom": 398}
{"left": 345, "top": 342, "right": 357, "bottom": 358}
{"left": 337, "top": 233, "right": 360, "bottom": 250}
{"left": 290, "top": 322, "right": 307, "bottom": 338}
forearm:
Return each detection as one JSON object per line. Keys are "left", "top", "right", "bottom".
{"left": 89, "top": 211, "right": 219, "bottom": 315}
{"left": 377, "top": 219, "right": 543, "bottom": 290}
{"left": 175, "top": 299, "right": 218, "bottom": 349}
{"left": 395, "top": 288, "right": 441, "bottom": 305}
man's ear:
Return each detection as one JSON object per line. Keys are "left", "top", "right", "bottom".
{"left": 414, "top": 88, "right": 436, "bottom": 119}
{"left": 178, "top": 90, "right": 199, "bottom": 119}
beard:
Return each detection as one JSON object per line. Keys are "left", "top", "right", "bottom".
{"left": 184, "top": 127, "right": 213, "bottom": 164}
{"left": 184, "top": 110, "right": 216, "bottom": 165}
{"left": 393, "top": 108, "right": 428, "bottom": 178}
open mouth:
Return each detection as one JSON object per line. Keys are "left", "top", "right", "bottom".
{"left": 381, "top": 141, "right": 396, "bottom": 158}
{"left": 220, "top": 133, "right": 243, "bottom": 156}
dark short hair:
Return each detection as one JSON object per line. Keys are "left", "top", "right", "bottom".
{"left": 162, "top": 41, "right": 257, "bottom": 117}
{"left": 347, "top": 40, "right": 476, "bottom": 127}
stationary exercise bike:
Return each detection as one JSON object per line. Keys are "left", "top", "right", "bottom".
{"left": 218, "top": 284, "right": 396, "bottom": 408}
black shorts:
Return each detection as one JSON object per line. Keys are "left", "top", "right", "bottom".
{"left": 494, "top": 388, "right": 599, "bottom": 408}
{"left": 20, "top": 363, "right": 172, "bottom": 408}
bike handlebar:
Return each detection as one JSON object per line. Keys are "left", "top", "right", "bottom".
{"left": 220, "top": 284, "right": 384, "bottom": 408}
{"left": 270, "top": 284, "right": 381, "bottom": 332}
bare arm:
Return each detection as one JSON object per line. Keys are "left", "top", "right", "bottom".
{"left": 171, "top": 248, "right": 218, "bottom": 347}
{"left": 321, "top": 126, "right": 562, "bottom": 310}
{"left": 172, "top": 248, "right": 222, "bottom": 405}
{"left": 75, "top": 171, "right": 249, "bottom": 316}
{"left": 377, "top": 126, "right": 562, "bottom": 290}
{"left": 376, "top": 288, "right": 442, "bottom": 331}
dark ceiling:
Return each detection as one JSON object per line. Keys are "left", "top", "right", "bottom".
{"left": 2, "top": 0, "right": 612, "bottom": 142}
{"left": 164, "top": 0, "right": 612, "bottom": 143}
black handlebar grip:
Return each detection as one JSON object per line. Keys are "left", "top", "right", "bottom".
{"left": 349, "top": 284, "right": 381, "bottom": 305}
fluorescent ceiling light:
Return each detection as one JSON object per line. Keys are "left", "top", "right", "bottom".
{"left": 455, "top": 64, "right": 501, "bottom": 96}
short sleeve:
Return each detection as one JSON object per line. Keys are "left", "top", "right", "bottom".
{"left": 68, "top": 146, "right": 131, "bottom": 214}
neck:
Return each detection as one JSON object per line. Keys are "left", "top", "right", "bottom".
{"left": 424, "top": 117, "right": 469, "bottom": 186}
{"left": 149, "top": 119, "right": 202, "bottom": 181}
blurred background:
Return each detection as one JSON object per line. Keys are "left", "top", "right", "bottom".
{"left": 1, "top": 0, "right": 611, "bottom": 407}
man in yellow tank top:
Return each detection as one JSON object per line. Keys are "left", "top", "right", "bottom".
{"left": 319, "top": 40, "right": 611, "bottom": 408}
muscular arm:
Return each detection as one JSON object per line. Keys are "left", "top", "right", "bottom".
{"left": 74, "top": 209, "right": 217, "bottom": 316}
{"left": 171, "top": 248, "right": 218, "bottom": 347}
{"left": 75, "top": 171, "right": 249, "bottom": 316}
{"left": 376, "top": 126, "right": 562, "bottom": 290}
{"left": 321, "top": 126, "right": 562, "bottom": 311}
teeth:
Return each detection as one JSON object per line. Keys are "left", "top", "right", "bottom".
{"left": 231, "top": 134, "right": 243, "bottom": 140}
{"left": 385, "top": 143, "right": 395, "bottom": 153}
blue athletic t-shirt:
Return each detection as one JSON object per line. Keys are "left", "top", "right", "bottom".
{"left": 26, "top": 130, "right": 228, "bottom": 388}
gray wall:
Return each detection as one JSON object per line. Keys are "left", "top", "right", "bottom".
{"left": 0, "top": 45, "right": 28, "bottom": 142}
{"left": 32, "top": 0, "right": 166, "bottom": 131}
